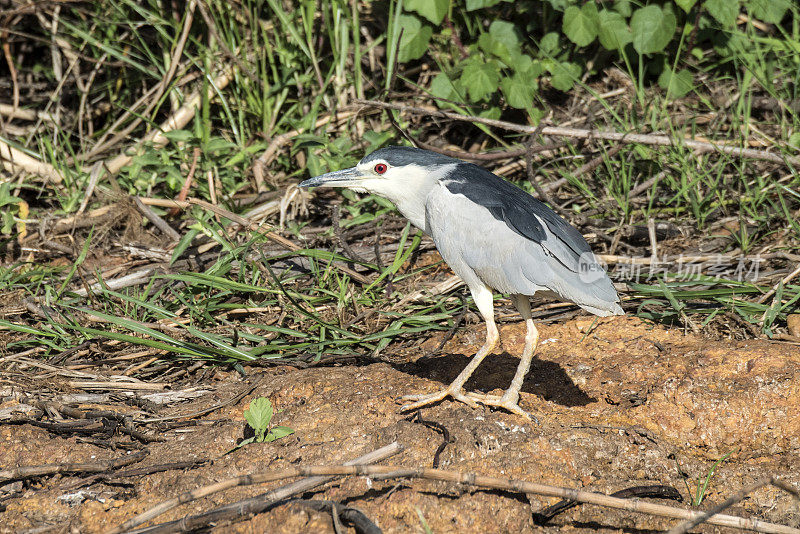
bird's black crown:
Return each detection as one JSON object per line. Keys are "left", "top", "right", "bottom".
{"left": 361, "top": 146, "right": 458, "bottom": 168}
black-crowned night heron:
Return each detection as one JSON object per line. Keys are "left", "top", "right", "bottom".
{"left": 300, "top": 146, "right": 623, "bottom": 419}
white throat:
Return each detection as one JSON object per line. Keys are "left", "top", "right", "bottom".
{"left": 365, "top": 163, "right": 455, "bottom": 233}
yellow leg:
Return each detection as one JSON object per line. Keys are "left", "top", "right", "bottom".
{"left": 468, "top": 294, "right": 538, "bottom": 421}
{"left": 400, "top": 284, "right": 498, "bottom": 412}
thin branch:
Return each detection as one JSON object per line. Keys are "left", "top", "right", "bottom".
{"left": 0, "top": 138, "right": 65, "bottom": 182}
{"left": 133, "top": 196, "right": 181, "bottom": 241}
{"left": 668, "top": 477, "right": 800, "bottom": 534}
{"left": 354, "top": 100, "right": 800, "bottom": 167}
{"left": 0, "top": 451, "right": 146, "bottom": 484}
{"left": 116, "top": 464, "right": 799, "bottom": 534}
{"left": 106, "top": 442, "right": 403, "bottom": 534}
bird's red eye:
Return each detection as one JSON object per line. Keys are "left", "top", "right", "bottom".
{"left": 374, "top": 163, "right": 388, "bottom": 174}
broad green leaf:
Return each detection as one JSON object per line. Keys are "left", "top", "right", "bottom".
{"left": 658, "top": 67, "right": 693, "bottom": 98}
{"left": 266, "top": 426, "right": 296, "bottom": 442}
{"left": 2, "top": 211, "right": 15, "bottom": 234}
{"left": 597, "top": 9, "right": 633, "bottom": 50}
{"left": 489, "top": 20, "right": 521, "bottom": 54}
{"left": 429, "top": 72, "right": 457, "bottom": 100}
{"left": 539, "top": 32, "right": 560, "bottom": 55}
{"left": 478, "top": 107, "right": 501, "bottom": 120}
{"left": 406, "top": 0, "right": 449, "bottom": 25}
{"left": 631, "top": 5, "right": 676, "bottom": 54}
{"left": 675, "top": 0, "right": 698, "bottom": 12}
{"left": 397, "top": 15, "right": 432, "bottom": 62}
{"left": 614, "top": 0, "right": 632, "bottom": 17}
{"left": 0, "top": 183, "right": 22, "bottom": 209}
{"left": 549, "top": 61, "right": 581, "bottom": 91}
{"left": 508, "top": 51, "right": 533, "bottom": 74}
{"left": 466, "top": 0, "right": 503, "bottom": 10}
{"left": 500, "top": 74, "right": 536, "bottom": 109}
{"left": 459, "top": 58, "right": 501, "bottom": 101}
{"left": 244, "top": 397, "right": 273, "bottom": 435}
{"left": 704, "top": 0, "right": 739, "bottom": 27}
{"left": 236, "top": 437, "right": 255, "bottom": 447}
{"left": 750, "top": 0, "right": 789, "bottom": 24}
{"left": 563, "top": 3, "right": 600, "bottom": 47}
{"left": 478, "top": 33, "right": 510, "bottom": 62}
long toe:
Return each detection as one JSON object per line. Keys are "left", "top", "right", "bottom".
{"left": 466, "top": 392, "right": 537, "bottom": 422}
{"left": 400, "top": 387, "right": 479, "bottom": 412}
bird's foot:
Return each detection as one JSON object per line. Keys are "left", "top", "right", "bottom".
{"left": 466, "top": 392, "right": 537, "bottom": 422}
{"left": 399, "top": 386, "right": 479, "bottom": 412}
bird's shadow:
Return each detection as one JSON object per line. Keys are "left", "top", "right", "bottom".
{"left": 396, "top": 352, "right": 595, "bottom": 407}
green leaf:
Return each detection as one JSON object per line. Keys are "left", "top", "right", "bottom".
{"left": 162, "top": 130, "right": 194, "bottom": 143}
{"left": 508, "top": 51, "right": 534, "bottom": 74}
{"left": 244, "top": 397, "right": 273, "bottom": 437}
{"left": 479, "top": 22, "right": 521, "bottom": 65}
{"left": 675, "top": 0, "right": 698, "bottom": 13}
{"left": 205, "top": 137, "right": 236, "bottom": 153}
{"left": 563, "top": 3, "right": 600, "bottom": 47}
{"left": 750, "top": 0, "right": 789, "bottom": 24}
{"left": 397, "top": 15, "right": 432, "bottom": 63}
{"left": 465, "top": 0, "right": 503, "bottom": 10}
{"left": 131, "top": 152, "right": 162, "bottom": 167}
{"left": 459, "top": 58, "right": 501, "bottom": 101}
{"left": 265, "top": 426, "right": 296, "bottom": 442}
{"left": 0, "top": 182, "right": 22, "bottom": 209}
{"left": 362, "top": 130, "right": 394, "bottom": 150}
{"left": 704, "top": 0, "right": 739, "bottom": 27}
{"left": 1, "top": 211, "right": 14, "bottom": 234}
{"left": 597, "top": 9, "right": 633, "bottom": 50}
{"left": 539, "top": 32, "right": 560, "bottom": 55}
{"left": 549, "top": 61, "right": 581, "bottom": 91}
{"left": 500, "top": 74, "right": 536, "bottom": 109}
{"left": 789, "top": 132, "right": 800, "bottom": 148}
{"left": 429, "top": 72, "right": 458, "bottom": 100}
{"left": 614, "top": 0, "right": 632, "bottom": 17}
{"left": 658, "top": 67, "right": 693, "bottom": 98}
{"left": 479, "top": 107, "right": 501, "bottom": 120}
{"left": 489, "top": 20, "right": 521, "bottom": 54}
{"left": 406, "top": 0, "right": 449, "bottom": 25}
{"left": 478, "top": 33, "right": 506, "bottom": 62}
{"left": 631, "top": 5, "right": 677, "bottom": 54}
{"left": 171, "top": 228, "right": 199, "bottom": 266}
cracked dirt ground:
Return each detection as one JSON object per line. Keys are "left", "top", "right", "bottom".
{"left": 1, "top": 316, "right": 799, "bottom": 533}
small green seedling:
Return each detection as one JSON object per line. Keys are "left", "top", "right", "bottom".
{"left": 235, "top": 397, "right": 294, "bottom": 449}
{"left": 414, "top": 507, "right": 434, "bottom": 534}
{"left": 687, "top": 450, "right": 735, "bottom": 506}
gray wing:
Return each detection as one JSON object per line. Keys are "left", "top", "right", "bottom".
{"left": 433, "top": 166, "right": 622, "bottom": 316}
{"left": 443, "top": 163, "right": 592, "bottom": 271}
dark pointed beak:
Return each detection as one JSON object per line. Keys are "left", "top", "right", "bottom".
{"left": 298, "top": 167, "right": 364, "bottom": 188}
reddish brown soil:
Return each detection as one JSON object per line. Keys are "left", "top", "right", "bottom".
{"left": 2, "top": 316, "right": 799, "bottom": 533}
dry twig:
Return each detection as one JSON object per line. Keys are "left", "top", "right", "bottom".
{"left": 106, "top": 442, "right": 403, "bottom": 534}
{"left": 355, "top": 100, "right": 800, "bottom": 167}
{"left": 668, "top": 477, "right": 800, "bottom": 534}
{"left": 0, "top": 451, "right": 146, "bottom": 484}
{"left": 123, "top": 465, "right": 800, "bottom": 534}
